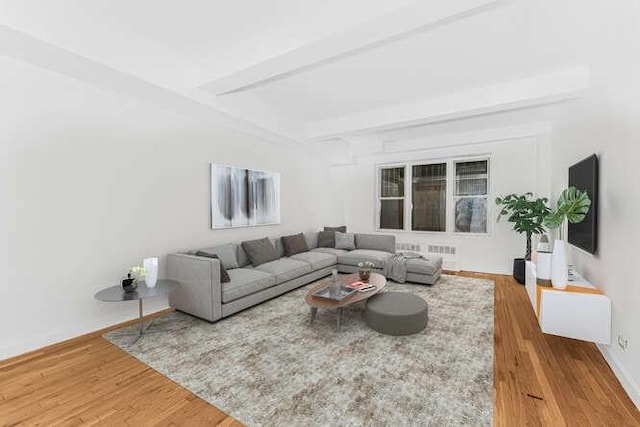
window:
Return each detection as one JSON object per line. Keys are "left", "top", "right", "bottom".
{"left": 412, "top": 163, "right": 446, "bottom": 232}
{"left": 379, "top": 167, "right": 404, "bottom": 230}
{"left": 377, "top": 158, "right": 490, "bottom": 234}
{"left": 454, "top": 160, "right": 488, "bottom": 233}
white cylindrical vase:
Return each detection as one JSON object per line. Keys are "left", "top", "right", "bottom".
{"left": 536, "top": 251, "right": 553, "bottom": 286}
{"left": 551, "top": 240, "right": 568, "bottom": 289}
{"left": 144, "top": 257, "right": 158, "bottom": 288}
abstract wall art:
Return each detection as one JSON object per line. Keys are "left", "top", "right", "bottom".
{"left": 210, "top": 163, "right": 280, "bottom": 228}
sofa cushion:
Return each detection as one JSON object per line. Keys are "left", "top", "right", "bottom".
{"left": 290, "top": 251, "right": 337, "bottom": 270}
{"left": 338, "top": 249, "right": 393, "bottom": 269}
{"left": 242, "top": 238, "right": 280, "bottom": 267}
{"left": 311, "top": 247, "right": 349, "bottom": 257}
{"left": 255, "top": 258, "right": 312, "bottom": 284}
{"left": 335, "top": 232, "right": 356, "bottom": 250}
{"left": 194, "top": 252, "right": 230, "bottom": 282}
{"left": 406, "top": 257, "right": 443, "bottom": 276}
{"left": 355, "top": 233, "right": 396, "bottom": 254}
{"left": 281, "top": 233, "right": 310, "bottom": 256}
{"left": 196, "top": 243, "right": 239, "bottom": 270}
{"left": 318, "top": 231, "right": 335, "bottom": 248}
{"left": 222, "top": 268, "right": 276, "bottom": 303}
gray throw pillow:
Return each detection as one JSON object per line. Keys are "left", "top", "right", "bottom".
{"left": 236, "top": 244, "right": 251, "bottom": 267}
{"left": 281, "top": 233, "right": 309, "bottom": 256}
{"left": 194, "top": 252, "right": 231, "bottom": 283}
{"left": 195, "top": 243, "right": 238, "bottom": 270}
{"left": 241, "top": 238, "right": 280, "bottom": 266}
{"left": 318, "top": 231, "right": 335, "bottom": 248}
{"left": 335, "top": 232, "right": 355, "bottom": 250}
{"left": 318, "top": 226, "right": 347, "bottom": 248}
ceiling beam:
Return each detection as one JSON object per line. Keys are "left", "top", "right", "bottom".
{"left": 382, "top": 122, "right": 553, "bottom": 153}
{"left": 306, "top": 66, "right": 589, "bottom": 139}
{"left": 0, "top": 23, "right": 306, "bottom": 147}
{"left": 200, "top": 0, "right": 505, "bottom": 95}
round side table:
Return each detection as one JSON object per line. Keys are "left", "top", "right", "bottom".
{"left": 94, "top": 279, "right": 178, "bottom": 345}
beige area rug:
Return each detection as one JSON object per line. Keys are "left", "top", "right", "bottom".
{"left": 105, "top": 274, "right": 494, "bottom": 426}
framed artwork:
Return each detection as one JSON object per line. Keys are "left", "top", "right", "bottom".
{"left": 210, "top": 163, "right": 280, "bottom": 228}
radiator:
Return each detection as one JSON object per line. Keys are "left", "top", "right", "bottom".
{"left": 396, "top": 242, "right": 459, "bottom": 271}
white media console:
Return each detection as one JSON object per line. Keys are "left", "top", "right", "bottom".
{"left": 525, "top": 260, "right": 611, "bottom": 344}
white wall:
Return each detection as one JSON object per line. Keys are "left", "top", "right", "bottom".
{"left": 338, "top": 136, "right": 549, "bottom": 274}
{"left": 0, "top": 57, "right": 339, "bottom": 360}
{"left": 547, "top": 0, "right": 640, "bottom": 407}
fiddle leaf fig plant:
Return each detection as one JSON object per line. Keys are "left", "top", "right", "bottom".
{"left": 495, "top": 193, "right": 551, "bottom": 261}
{"left": 544, "top": 187, "right": 591, "bottom": 238}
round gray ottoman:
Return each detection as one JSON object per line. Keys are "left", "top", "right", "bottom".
{"left": 364, "top": 292, "right": 428, "bottom": 336}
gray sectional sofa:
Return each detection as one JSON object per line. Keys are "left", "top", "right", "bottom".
{"left": 167, "top": 233, "right": 442, "bottom": 323}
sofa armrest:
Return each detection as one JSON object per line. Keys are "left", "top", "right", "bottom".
{"left": 166, "top": 253, "right": 222, "bottom": 322}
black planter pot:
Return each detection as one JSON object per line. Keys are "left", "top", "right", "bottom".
{"left": 513, "top": 258, "right": 526, "bottom": 284}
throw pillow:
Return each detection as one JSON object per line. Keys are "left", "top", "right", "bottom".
{"left": 318, "top": 226, "right": 347, "bottom": 248}
{"left": 195, "top": 243, "right": 239, "bottom": 270}
{"left": 335, "top": 232, "right": 356, "bottom": 250}
{"left": 194, "top": 252, "right": 231, "bottom": 283}
{"left": 281, "top": 233, "right": 310, "bottom": 256}
{"left": 318, "top": 230, "right": 335, "bottom": 248}
{"left": 324, "top": 225, "right": 347, "bottom": 233}
{"left": 241, "top": 238, "right": 280, "bottom": 266}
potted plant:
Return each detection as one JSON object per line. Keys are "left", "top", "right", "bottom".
{"left": 543, "top": 187, "right": 591, "bottom": 289}
{"left": 495, "top": 193, "right": 551, "bottom": 284}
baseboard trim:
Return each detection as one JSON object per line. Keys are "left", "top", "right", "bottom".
{"left": 597, "top": 343, "right": 640, "bottom": 410}
{"left": 0, "top": 307, "right": 174, "bottom": 365}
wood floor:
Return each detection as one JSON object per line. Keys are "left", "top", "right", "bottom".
{"left": 1, "top": 273, "right": 639, "bottom": 426}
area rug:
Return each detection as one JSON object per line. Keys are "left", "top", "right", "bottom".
{"left": 105, "top": 274, "right": 494, "bottom": 426}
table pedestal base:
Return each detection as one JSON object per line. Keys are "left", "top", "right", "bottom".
{"left": 109, "top": 299, "right": 171, "bottom": 345}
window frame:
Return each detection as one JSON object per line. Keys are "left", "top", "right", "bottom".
{"left": 375, "top": 156, "right": 491, "bottom": 236}
{"left": 377, "top": 165, "right": 407, "bottom": 231}
{"left": 452, "top": 159, "right": 491, "bottom": 235}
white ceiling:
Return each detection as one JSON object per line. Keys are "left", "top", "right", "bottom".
{"left": 0, "top": 0, "right": 593, "bottom": 158}
{"left": 245, "top": 1, "right": 582, "bottom": 122}
{"left": 104, "top": 0, "right": 414, "bottom": 79}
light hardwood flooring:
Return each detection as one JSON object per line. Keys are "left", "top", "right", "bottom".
{"left": 1, "top": 273, "right": 639, "bottom": 426}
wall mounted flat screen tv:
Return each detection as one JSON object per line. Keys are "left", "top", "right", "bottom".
{"left": 568, "top": 154, "right": 598, "bottom": 254}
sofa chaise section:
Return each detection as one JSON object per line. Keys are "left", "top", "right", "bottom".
{"left": 405, "top": 257, "right": 443, "bottom": 285}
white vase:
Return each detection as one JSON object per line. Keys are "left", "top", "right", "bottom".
{"left": 536, "top": 251, "right": 553, "bottom": 285}
{"left": 144, "top": 257, "right": 158, "bottom": 288}
{"left": 551, "top": 240, "right": 568, "bottom": 289}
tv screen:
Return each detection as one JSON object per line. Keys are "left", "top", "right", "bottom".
{"left": 568, "top": 154, "right": 598, "bottom": 254}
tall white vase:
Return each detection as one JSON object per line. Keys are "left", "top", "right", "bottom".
{"left": 536, "top": 251, "right": 553, "bottom": 285}
{"left": 144, "top": 257, "right": 158, "bottom": 288}
{"left": 551, "top": 240, "right": 568, "bottom": 289}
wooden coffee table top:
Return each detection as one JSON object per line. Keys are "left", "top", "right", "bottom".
{"left": 305, "top": 272, "right": 386, "bottom": 309}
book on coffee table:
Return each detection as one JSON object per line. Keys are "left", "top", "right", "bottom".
{"left": 347, "top": 281, "right": 368, "bottom": 290}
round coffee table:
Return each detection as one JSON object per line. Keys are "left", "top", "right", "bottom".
{"left": 305, "top": 272, "right": 386, "bottom": 331}
{"left": 94, "top": 279, "right": 178, "bottom": 345}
